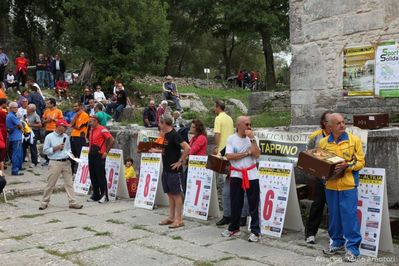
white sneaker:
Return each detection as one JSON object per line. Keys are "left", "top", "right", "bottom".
{"left": 344, "top": 251, "right": 359, "bottom": 262}
{"left": 305, "top": 235, "right": 315, "bottom": 244}
{"left": 98, "top": 195, "right": 109, "bottom": 203}
{"left": 248, "top": 233, "right": 261, "bottom": 242}
{"left": 221, "top": 229, "right": 241, "bottom": 237}
{"left": 29, "top": 163, "right": 36, "bottom": 168}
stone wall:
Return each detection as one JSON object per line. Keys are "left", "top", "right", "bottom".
{"left": 109, "top": 125, "right": 399, "bottom": 206}
{"left": 290, "top": 0, "right": 399, "bottom": 124}
{"left": 248, "top": 91, "right": 291, "bottom": 115}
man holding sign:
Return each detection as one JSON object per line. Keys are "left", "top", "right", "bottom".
{"left": 319, "top": 113, "right": 365, "bottom": 262}
{"left": 221, "top": 116, "right": 261, "bottom": 242}
{"left": 150, "top": 114, "right": 190, "bottom": 229}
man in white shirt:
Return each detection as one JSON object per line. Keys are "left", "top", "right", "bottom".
{"left": 6, "top": 69, "right": 18, "bottom": 89}
{"left": 17, "top": 97, "right": 28, "bottom": 119}
{"left": 221, "top": 116, "right": 261, "bottom": 242}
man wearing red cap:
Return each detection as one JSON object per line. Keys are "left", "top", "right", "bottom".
{"left": 39, "top": 119, "right": 83, "bottom": 210}
{"left": 88, "top": 114, "right": 115, "bottom": 203}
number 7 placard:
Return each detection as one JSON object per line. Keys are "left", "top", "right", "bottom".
{"left": 258, "top": 161, "right": 303, "bottom": 237}
{"left": 183, "top": 155, "right": 215, "bottom": 220}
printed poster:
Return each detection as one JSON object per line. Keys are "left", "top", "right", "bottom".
{"left": 137, "top": 129, "right": 160, "bottom": 144}
{"left": 134, "top": 153, "right": 162, "bottom": 210}
{"left": 343, "top": 46, "right": 375, "bottom": 96}
{"left": 258, "top": 161, "right": 293, "bottom": 237}
{"left": 73, "top": 147, "right": 90, "bottom": 194}
{"left": 183, "top": 155, "right": 213, "bottom": 220}
{"left": 358, "top": 168, "right": 385, "bottom": 257}
{"left": 375, "top": 43, "right": 399, "bottom": 97}
{"left": 254, "top": 130, "right": 308, "bottom": 163}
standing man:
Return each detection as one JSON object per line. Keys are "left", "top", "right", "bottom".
{"left": 15, "top": 51, "right": 29, "bottom": 89}
{"left": 51, "top": 53, "right": 66, "bottom": 82}
{"left": 42, "top": 98, "right": 63, "bottom": 166}
{"left": 162, "top": 75, "right": 182, "bottom": 112}
{"left": 150, "top": 114, "right": 190, "bottom": 229}
{"left": 304, "top": 111, "right": 332, "bottom": 244}
{"left": 143, "top": 99, "right": 157, "bottom": 127}
{"left": 213, "top": 100, "right": 235, "bottom": 226}
{"left": 222, "top": 116, "right": 261, "bottom": 242}
{"left": 39, "top": 119, "right": 83, "bottom": 210}
{"left": 25, "top": 103, "right": 42, "bottom": 168}
{"left": 28, "top": 84, "right": 46, "bottom": 118}
{"left": 319, "top": 113, "right": 364, "bottom": 262}
{"left": 0, "top": 47, "right": 9, "bottom": 81}
{"left": 35, "top": 53, "right": 47, "bottom": 88}
{"left": 87, "top": 114, "right": 115, "bottom": 203}
{"left": 6, "top": 102, "right": 24, "bottom": 176}
{"left": 70, "top": 102, "right": 89, "bottom": 174}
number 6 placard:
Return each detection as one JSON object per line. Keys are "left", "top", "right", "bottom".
{"left": 258, "top": 161, "right": 294, "bottom": 237}
{"left": 183, "top": 155, "right": 214, "bottom": 220}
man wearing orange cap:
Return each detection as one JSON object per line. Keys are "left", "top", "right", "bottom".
{"left": 39, "top": 119, "right": 83, "bottom": 210}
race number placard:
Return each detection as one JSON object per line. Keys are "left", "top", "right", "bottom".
{"left": 134, "top": 153, "right": 162, "bottom": 210}
{"left": 258, "top": 161, "right": 294, "bottom": 237}
{"left": 183, "top": 155, "right": 214, "bottom": 220}
{"left": 73, "top": 147, "right": 90, "bottom": 194}
{"left": 358, "top": 168, "right": 393, "bottom": 257}
{"left": 106, "top": 149, "right": 123, "bottom": 200}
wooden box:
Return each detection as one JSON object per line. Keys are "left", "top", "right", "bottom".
{"left": 353, "top": 113, "right": 389, "bottom": 129}
{"left": 297, "top": 148, "right": 345, "bottom": 181}
{"left": 137, "top": 141, "right": 164, "bottom": 153}
{"left": 206, "top": 155, "right": 229, "bottom": 175}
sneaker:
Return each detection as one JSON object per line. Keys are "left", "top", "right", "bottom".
{"left": 29, "top": 163, "right": 37, "bottom": 168}
{"left": 248, "top": 233, "right": 261, "bottom": 242}
{"left": 98, "top": 195, "right": 109, "bottom": 203}
{"left": 344, "top": 251, "right": 358, "bottom": 262}
{"left": 39, "top": 204, "right": 48, "bottom": 210}
{"left": 221, "top": 229, "right": 241, "bottom": 237}
{"left": 41, "top": 161, "right": 49, "bottom": 167}
{"left": 305, "top": 235, "right": 315, "bottom": 244}
{"left": 87, "top": 197, "right": 96, "bottom": 202}
{"left": 323, "top": 245, "right": 346, "bottom": 255}
{"left": 216, "top": 216, "right": 230, "bottom": 226}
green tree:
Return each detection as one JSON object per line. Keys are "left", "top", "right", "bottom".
{"left": 64, "top": 0, "right": 169, "bottom": 80}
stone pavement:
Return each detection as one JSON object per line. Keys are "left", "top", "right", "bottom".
{"left": 0, "top": 192, "right": 398, "bottom": 266}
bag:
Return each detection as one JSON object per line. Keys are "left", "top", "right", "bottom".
{"left": 0, "top": 174, "right": 6, "bottom": 194}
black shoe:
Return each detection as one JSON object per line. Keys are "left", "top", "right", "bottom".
{"left": 240, "top": 217, "right": 247, "bottom": 227}
{"left": 216, "top": 216, "right": 230, "bottom": 226}
{"left": 11, "top": 172, "right": 24, "bottom": 176}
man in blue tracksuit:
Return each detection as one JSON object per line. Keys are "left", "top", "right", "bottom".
{"left": 6, "top": 102, "right": 24, "bottom": 175}
{"left": 318, "top": 113, "right": 364, "bottom": 262}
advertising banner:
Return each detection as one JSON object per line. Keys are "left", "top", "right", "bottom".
{"left": 375, "top": 43, "right": 399, "bottom": 97}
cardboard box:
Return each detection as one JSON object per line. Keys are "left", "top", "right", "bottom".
{"left": 137, "top": 141, "right": 164, "bottom": 153}
{"left": 206, "top": 155, "right": 229, "bottom": 175}
{"left": 297, "top": 148, "right": 345, "bottom": 180}
{"left": 353, "top": 113, "right": 389, "bottom": 129}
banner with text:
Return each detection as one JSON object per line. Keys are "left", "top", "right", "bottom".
{"left": 134, "top": 153, "right": 162, "bottom": 210}
{"left": 73, "top": 147, "right": 90, "bottom": 194}
{"left": 137, "top": 129, "right": 160, "bottom": 145}
{"left": 183, "top": 155, "right": 214, "bottom": 220}
{"left": 375, "top": 43, "right": 399, "bottom": 97}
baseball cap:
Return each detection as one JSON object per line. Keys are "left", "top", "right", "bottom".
{"left": 90, "top": 114, "right": 101, "bottom": 121}
{"left": 56, "top": 119, "right": 70, "bottom": 127}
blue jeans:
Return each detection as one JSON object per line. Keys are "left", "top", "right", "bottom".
{"left": 163, "top": 91, "right": 182, "bottom": 111}
{"left": 46, "top": 71, "right": 54, "bottom": 88}
{"left": 106, "top": 103, "right": 124, "bottom": 122}
{"left": 10, "top": 140, "right": 23, "bottom": 174}
{"left": 223, "top": 177, "right": 249, "bottom": 217}
{"left": 325, "top": 188, "right": 362, "bottom": 256}
{"left": 36, "top": 70, "right": 46, "bottom": 88}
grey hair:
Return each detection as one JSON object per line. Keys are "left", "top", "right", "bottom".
{"left": 27, "top": 103, "right": 36, "bottom": 110}
{"left": 328, "top": 113, "right": 344, "bottom": 125}
{"left": 160, "top": 100, "right": 168, "bottom": 106}
{"left": 8, "top": 101, "right": 17, "bottom": 108}
{"left": 160, "top": 113, "right": 174, "bottom": 126}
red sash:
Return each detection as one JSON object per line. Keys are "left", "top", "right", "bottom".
{"left": 229, "top": 164, "right": 257, "bottom": 191}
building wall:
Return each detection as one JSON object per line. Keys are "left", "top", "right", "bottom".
{"left": 290, "top": 0, "right": 399, "bottom": 124}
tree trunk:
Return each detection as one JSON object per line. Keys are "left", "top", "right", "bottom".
{"left": 260, "top": 30, "right": 276, "bottom": 90}
{"left": 77, "top": 58, "right": 94, "bottom": 85}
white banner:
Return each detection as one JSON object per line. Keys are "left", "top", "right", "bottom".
{"left": 258, "top": 161, "right": 294, "bottom": 237}
{"left": 137, "top": 129, "right": 160, "bottom": 145}
{"left": 183, "top": 155, "right": 214, "bottom": 220}
{"left": 375, "top": 43, "right": 399, "bottom": 97}
{"left": 106, "top": 149, "right": 123, "bottom": 200}
{"left": 134, "top": 153, "right": 162, "bottom": 210}
{"left": 73, "top": 147, "right": 90, "bottom": 194}
{"left": 358, "top": 167, "right": 391, "bottom": 257}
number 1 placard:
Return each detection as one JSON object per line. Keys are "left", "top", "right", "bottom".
{"left": 183, "top": 155, "right": 214, "bottom": 220}
{"left": 73, "top": 147, "right": 91, "bottom": 194}
{"left": 258, "top": 161, "right": 293, "bottom": 237}
{"left": 134, "top": 153, "right": 162, "bottom": 210}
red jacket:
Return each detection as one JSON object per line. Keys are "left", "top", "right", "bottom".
{"left": 189, "top": 134, "right": 208, "bottom": 156}
{"left": 15, "top": 57, "right": 29, "bottom": 74}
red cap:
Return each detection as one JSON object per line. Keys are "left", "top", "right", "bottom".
{"left": 56, "top": 119, "right": 70, "bottom": 127}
